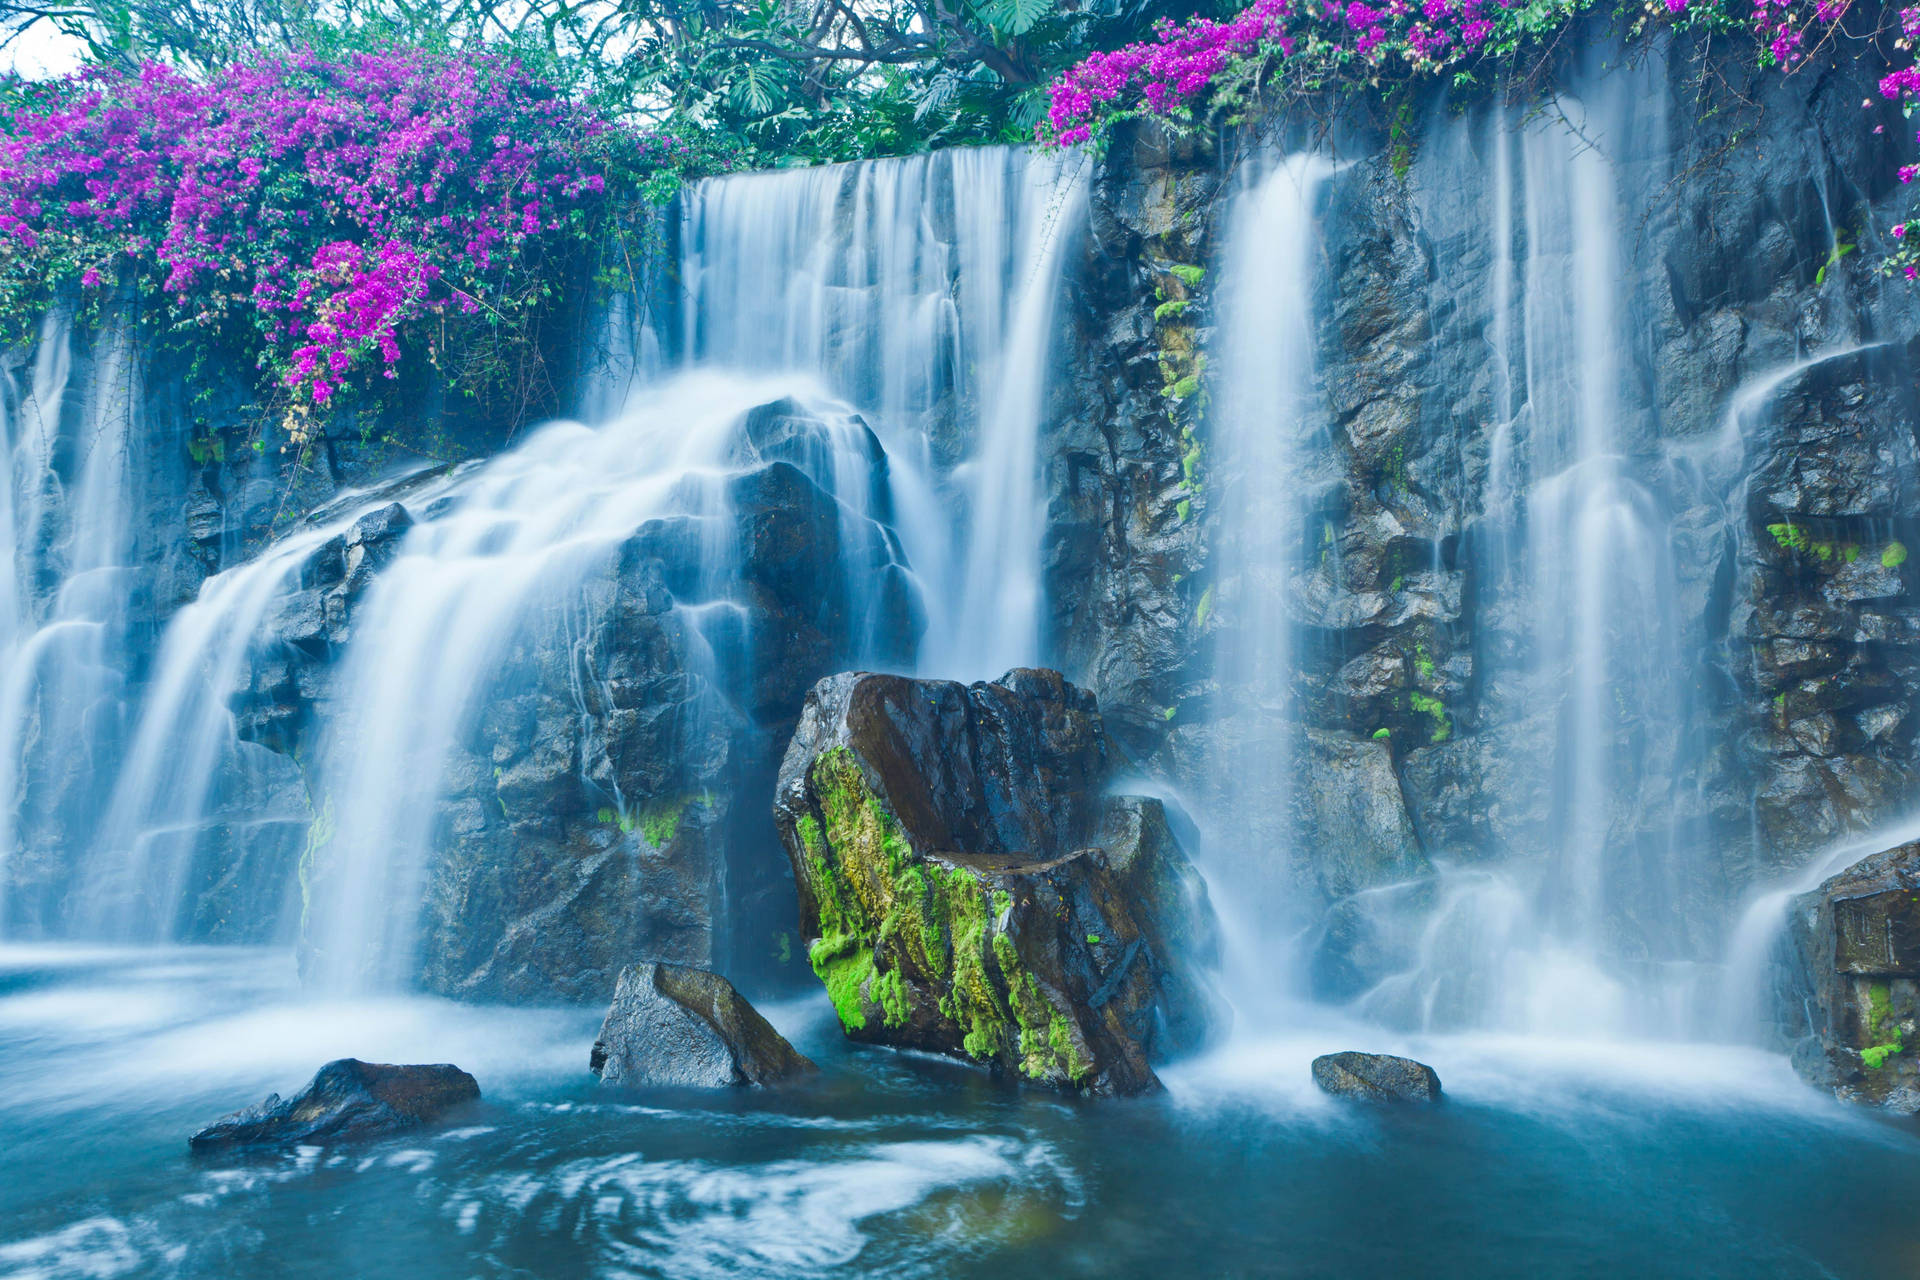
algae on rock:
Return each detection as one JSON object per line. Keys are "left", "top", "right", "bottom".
{"left": 774, "top": 668, "right": 1226, "bottom": 1096}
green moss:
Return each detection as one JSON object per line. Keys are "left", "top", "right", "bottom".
{"left": 1863, "top": 981, "right": 1904, "bottom": 1071}
{"left": 1153, "top": 298, "right": 1189, "bottom": 322}
{"left": 595, "top": 805, "right": 637, "bottom": 835}
{"left": 1884, "top": 541, "right": 1909, "bottom": 569}
{"left": 1414, "top": 642, "right": 1437, "bottom": 683}
{"left": 1048, "top": 1013, "right": 1095, "bottom": 1082}
{"left": 1168, "top": 263, "right": 1206, "bottom": 288}
{"left": 1388, "top": 98, "right": 1417, "bottom": 181}
{"left": 1767, "top": 521, "right": 1859, "bottom": 565}
{"left": 1372, "top": 727, "right": 1391, "bottom": 741}
{"left": 1175, "top": 498, "right": 1191, "bottom": 522}
{"left": 1195, "top": 584, "right": 1213, "bottom": 628}
{"left": 811, "top": 938, "right": 876, "bottom": 1031}
{"left": 800, "top": 745, "right": 1097, "bottom": 1083}
{"left": 1409, "top": 691, "right": 1451, "bottom": 743}
{"left": 797, "top": 813, "right": 825, "bottom": 859}
{"left": 1087, "top": 934, "right": 1103, "bottom": 944}
{"left": 1166, "top": 373, "right": 1200, "bottom": 400}
{"left": 873, "top": 963, "right": 910, "bottom": 1027}
{"left": 1382, "top": 441, "right": 1409, "bottom": 493}
{"left": 637, "top": 792, "right": 710, "bottom": 847}
{"left": 1162, "top": 704, "right": 1178, "bottom": 721}
{"left": 186, "top": 430, "right": 225, "bottom": 465}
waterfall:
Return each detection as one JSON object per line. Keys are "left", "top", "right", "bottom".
{"left": 72, "top": 511, "right": 360, "bottom": 940}
{"left": 677, "top": 146, "right": 1089, "bottom": 680}
{"left": 1356, "top": 64, "right": 1727, "bottom": 1038}
{"left": 1204, "top": 154, "right": 1336, "bottom": 1013}
{"left": 0, "top": 143, "right": 1091, "bottom": 989}
{"left": 299, "top": 374, "right": 914, "bottom": 990}
{"left": 0, "top": 310, "right": 139, "bottom": 934}
{"left": 286, "top": 145, "right": 1088, "bottom": 990}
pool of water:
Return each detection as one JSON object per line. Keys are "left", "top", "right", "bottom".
{"left": 2, "top": 945, "right": 1916, "bottom": 1279}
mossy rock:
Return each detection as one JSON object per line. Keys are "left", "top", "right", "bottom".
{"left": 774, "top": 669, "right": 1227, "bottom": 1096}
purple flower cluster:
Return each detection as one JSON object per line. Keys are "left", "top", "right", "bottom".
{"left": 0, "top": 49, "right": 667, "bottom": 402}
{"left": 1043, "top": 0, "right": 1510, "bottom": 144}
{"left": 1046, "top": 0, "right": 1295, "bottom": 146}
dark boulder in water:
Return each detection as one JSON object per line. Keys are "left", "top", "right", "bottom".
{"left": 189, "top": 1058, "right": 480, "bottom": 1154}
{"left": 1782, "top": 839, "right": 1920, "bottom": 1112}
{"left": 590, "top": 961, "right": 817, "bottom": 1087}
{"left": 773, "top": 667, "right": 1226, "bottom": 1096}
{"left": 1311, "top": 1051, "right": 1443, "bottom": 1103}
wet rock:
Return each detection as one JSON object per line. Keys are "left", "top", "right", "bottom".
{"left": 773, "top": 668, "right": 1225, "bottom": 1096}
{"left": 1310, "top": 1051, "right": 1443, "bottom": 1103}
{"left": 1782, "top": 840, "right": 1920, "bottom": 1110}
{"left": 236, "top": 398, "right": 923, "bottom": 1003}
{"left": 1298, "top": 729, "right": 1429, "bottom": 900}
{"left": 590, "top": 961, "right": 817, "bottom": 1087}
{"left": 189, "top": 1059, "right": 480, "bottom": 1154}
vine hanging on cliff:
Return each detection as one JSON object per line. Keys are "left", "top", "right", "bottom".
{"left": 0, "top": 46, "right": 729, "bottom": 432}
{"left": 1039, "top": 0, "right": 1920, "bottom": 278}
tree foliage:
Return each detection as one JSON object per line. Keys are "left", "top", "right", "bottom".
{"left": 0, "top": 0, "right": 1225, "bottom": 163}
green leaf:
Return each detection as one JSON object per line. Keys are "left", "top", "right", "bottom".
{"left": 980, "top": 0, "right": 1054, "bottom": 37}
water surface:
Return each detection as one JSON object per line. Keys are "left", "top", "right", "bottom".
{"left": 2, "top": 946, "right": 1916, "bottom": 1279}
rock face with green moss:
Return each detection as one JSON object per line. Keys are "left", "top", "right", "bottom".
{"left": 773, "top": 668, "right": 1225, "bottom": 1096}
{"left": 237, "top": 399, "right": 918, "bottom": 1002}
{"left": 1782, "top": 840, "right": 1920, "bottom": 1112}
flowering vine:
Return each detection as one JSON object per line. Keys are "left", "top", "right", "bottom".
{"left": 0, "top": 48, "right": 718, "bottom": 419}
{"left": 1043, "top": 0, "right": 1920, "bottom": 280}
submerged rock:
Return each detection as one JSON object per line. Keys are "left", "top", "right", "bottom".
{"left": 1783, "top": 840, "right": 1920, "bottom": 1111}
{"left": 1310, "top": 1051, "right": 1443, "bottom": 1103}
{"left": 189, "top": 1058, "right": 480, "bottom": 1154}
{"left": 773, "top": 668, "right": 1225, "bottom": 1096}
{"left": 590, "top": 961, "right": 817, "bottom": 1087}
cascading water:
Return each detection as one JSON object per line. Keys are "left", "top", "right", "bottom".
{"left": 72, "top": 499, "right": 384, "bottom": 941}
{"left": 1341, "top": 70, "right": 1734, "bottom": 1038}
{"left": 1202, "top": 153, "right": 1335, "bottom": 1012}
{"left": 300, "top": 374, "right": 914, "bottom": 990}
{"left": 0, "top": 144, "right": 1092, "bottom": 988}
{"left": 0, "top": 309, "right": 139, "bottom": 934}
{"left": 289, "top": 145, "right": 1089, "bottom": 991}
{"left": 8, "top": 55, "right": 1920, "bottom": 1280}
{"left": 677, "top": 146, "right": 1089, "bottom": 680}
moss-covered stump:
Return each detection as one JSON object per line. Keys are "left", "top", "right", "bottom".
{"left": 773, "top": 668, "right": 1225, "bottom": 1096}
{"left": 1784, "top": 840, "right": 1920, "bottom": 1111}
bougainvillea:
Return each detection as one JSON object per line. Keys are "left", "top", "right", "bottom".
{"left": 1042, "top": 0, "right": 1908, "bottom": 141}
{"left": 0, "top": 48, "right": 715, "bottom": 416}
{"left": 1043, "top": 0, "right": 1558, "bottom": 145}
{"left": 1044, "top": 0, "right": 1920, "bottom": 279}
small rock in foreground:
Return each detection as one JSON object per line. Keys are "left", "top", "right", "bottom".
{"left": 1311, "top": 1051, "right": 1443, "bottom": 1103}
{"left": 590, "top": 961, "right": 817, "bottom": 1087}
{"left": 190, "top": 1058, "right": 480, "bottom": 1154}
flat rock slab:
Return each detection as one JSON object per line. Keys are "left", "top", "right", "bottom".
{"left": 190, "top": 1058, "right": 480, "bottom": 1154}
{"left": 1311, "top": 1051, "right": 1443, "bottom": 1103}
{"left": 591, "top": 961, "right": 817, "bottom": 1087}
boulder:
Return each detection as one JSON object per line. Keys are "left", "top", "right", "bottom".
{"left": 590, "top": 962, "right": 817, "bottom": 1087}
{"left": 1782, "top": 839, "right": 1920, "bottom": 1111}
{"left": 773, "top": 668, "right": 1225, "bottom": 1096}
{"left": 1310, "top": 1051, "right": 1443, "bottom": 1103}
{"left": 236, "top": 396, "right": 925, "bottom": 1002}
{"left": 189, "top": 1058, "right": 480, "bottom": 1154}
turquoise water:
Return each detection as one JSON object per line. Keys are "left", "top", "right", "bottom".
{"left": 2, "top": 945, "right": 1917, "bottom": 1279}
